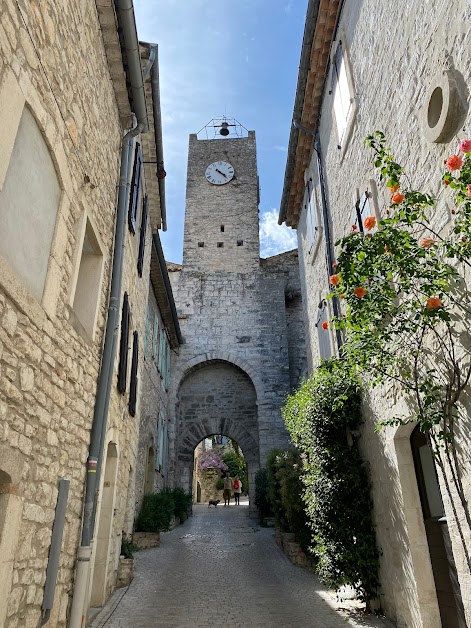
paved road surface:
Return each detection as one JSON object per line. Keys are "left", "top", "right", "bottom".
{"left": 90, "top": 499, "right": 394, "bottom": 628}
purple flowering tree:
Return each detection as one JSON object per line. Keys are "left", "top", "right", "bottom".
{"left": 197, "top": 449, "right": 228, "bottom": 474}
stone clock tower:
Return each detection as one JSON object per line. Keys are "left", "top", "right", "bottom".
{"left": 168, "top": 119, "right": 306, "bottom": 509}
{"left": 183, "top": 130, "right": 260, "bottom": 273}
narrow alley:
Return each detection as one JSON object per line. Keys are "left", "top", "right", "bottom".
{"left": 90, "top": 501, "right": 393, "bottom": 628}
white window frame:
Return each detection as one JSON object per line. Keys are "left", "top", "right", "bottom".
{"left": 330, "top": 38, "right": 357, "bottom": 158}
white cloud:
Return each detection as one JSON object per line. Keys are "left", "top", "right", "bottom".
{"left": 259, "top": 208, "right": 297, "bottom": 258}
{"left": 273, "top": 145, "right": 288, "bottom": 152}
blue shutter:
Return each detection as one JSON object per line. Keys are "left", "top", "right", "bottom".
{"left": 144, "top": 307, "right": 151, "bottom": 360}
{"left": 164, "top": 340, "right": 171, "bottom": 391}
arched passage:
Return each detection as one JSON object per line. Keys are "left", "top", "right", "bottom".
{"left": 174, "top": 360, "right": 260, "bottom": 511}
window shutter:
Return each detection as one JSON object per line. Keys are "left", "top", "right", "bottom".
{"left": 144, "top": 307, "right": 151, "bottom": 360}
{"left": 316, "top": 300, "right": 332, "bottom": 361}
{"left": 128, "top": 143, "right": 143, "bottom": 235}
{"left": 162, "top": 419, "right": 168, "bottom": 476}
{"left": 128, "top": 331, "right": 139, "bottom": 416}
{"left": 164, "top": 341, "right": 171, "bottom": 391}
{"left": 157, "top": 413, "right": 164, "bottom": 470}
{"left": 155, "top": 415, "right": 162, "bottom": 471}
{"left": 152, "top": 315, "right": 160, "bottom": 361}
{"left": 158, "top": 328, "right": 165, "bottom": 374}
{"left": 117, "top": 292, "right": 130, "bottom": 394}
{"left": 137, "top": 194, "right": 148, "bottom": 277}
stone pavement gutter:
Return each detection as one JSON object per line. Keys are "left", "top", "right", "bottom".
{"left": 90, "top": 499, "right": 396, "bottom": 628}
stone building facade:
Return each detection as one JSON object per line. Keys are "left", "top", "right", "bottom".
{"left": 168, "top": 126, "right": 307, "bottom": 509}
{"left": 280, "top": 1, "right": 471, "bottom": 626}
{"left": 135, "top": 235, "right": 182, "bottom": 513}
{"left": 0, "top": 2, "right": 168, "bottom": 626}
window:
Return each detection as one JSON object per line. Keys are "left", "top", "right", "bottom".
{"left": 237, "top": 240, "right": 243, "bottom": 246}
{"left": 316, "top": 300, "right": 332, "bottom": 361}
{"left": 137, "top": 194, "right": 148, "bottom": 277}
{"left": 152, "top": 314, "right": 160, "bottom": 361}
{"left": 128, "top": 143, "right": 143, "bottom": 235}
{"left": 161, "top": 419, "right": 168, "bottom": 475}
{"left": 198, "top": 242, "right": 204, "bottom": 248}
{"left": 156, "top": 413, "right": 164, "bottom": 471}
{"left": 352, "top": 190, "right": 376, "bottom": 234}
{"left": 117, "top": 293, "right": 130, "bottom": 394}
{"left": 158, "top": 328, "right": 166, "bottom": 374}
{"left": 129, "top": 331, "right": 139, "bottom": 416}
{"left": 304, "top": 179, "right": 319, "bottom": 256}
{"left": 70, "top": 217, "right": 104, "bottom": 339}
{"left": 217, "top": 242, "right": 224, "bottom": 248}
{"left": 220, "top": 225, "right": 225, "bottom": 232}
{"left": 331, "top": 41, "right": 354, "bottom": 149}
{"left": 0, "top": 107, "right": 60, "bottom": 301}
{"left": 164, "top": 342, "right": 171, "bottom": 391}
{"left": 143, "top": 307, "right": 152, "bottom": 360}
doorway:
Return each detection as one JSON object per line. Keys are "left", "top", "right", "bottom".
{"left": 410, "top": 426, "right": 466, "bottom": 627}
{"left": 91, "top": 442, "right": 118, "bottom": 607}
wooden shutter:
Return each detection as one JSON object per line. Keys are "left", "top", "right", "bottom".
{"left": 152, "top": 315, "right": 160, "bottom": 361}
{"left": 128, "top": 331, "right": 138, "bottom": 416}
{"left": 128, "top": 143, "right": 143, "bottom": 235}
{"left": 117, "top": 293, "right": 130, "bottom": 394}
{"left": 162, "top": 419, "right": 168, "bottom": 476}
{"left": 316, "top": 300, "right": 332, "bottom": 361}
{"left": 164, "top": 341, "right": 171, "bottom": 391}
{"left": 137, "top": 194, "right": 148, "bottom": 277}
{"left": 144, "top": 307, "right": 151, "bottom": 360}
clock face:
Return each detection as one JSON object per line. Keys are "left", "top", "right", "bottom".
{"left": 205, "top": 161, "right": 234, "bottom": 185}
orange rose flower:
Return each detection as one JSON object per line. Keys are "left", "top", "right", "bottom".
{"left": 354, "top": 287, "right": 367, "bottom": 298}
{"left": 339, "top": 294, "right": 345, "bottom": 299}
{"left": 322, "top": 321, "right": 329, "bottom": 330}
{"left": 352, "top": 224, "right": 358, "bottom": 231}
{"left": 421, "top": 238, "right": 435, "bottom": 249}
{"left": 364, "top": 216, "right": 376, "bottom": 230}
{"left": 330, "top": 274, "right": 340, "bottom": 286}
{"left": 446, "top": 155, "right": 463, "bottom": 171}
{"left": 426, "top": 297, "right": 442, "bottom": 310}
{"left": 389, "top": 184, "right": 400, "bottom": 194}
{"left": 391, "top": 192, "right": 405, "bottom": 205}
{"left": 366, "top": 233, "right": 373, "bottom": 238}
{"left": 332, "top": 262, "right": 337, "bottom": 268}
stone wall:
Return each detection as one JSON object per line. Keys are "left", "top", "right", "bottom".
{"left": 0, "top": 0, "right": 156, "bottom": 624}
{"left": 295, "top": 1, "right": 471, "bottom": 626}
{"left": 135, "top": 286, "right": 171, "bottom": 515}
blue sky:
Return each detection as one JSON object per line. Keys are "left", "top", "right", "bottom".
{"left": 134, "top": 0, "right": 307, "bottom": 263}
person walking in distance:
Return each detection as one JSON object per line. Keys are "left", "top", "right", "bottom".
{"left": 233, "top": 475, "right": 242, "bottom": 505}
{"left": 223, "top": 472, "right": 233, "bottom": 506}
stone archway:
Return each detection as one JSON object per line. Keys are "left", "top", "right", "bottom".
{"left": 174, "top": 360, "right": 260, "bottom": 511}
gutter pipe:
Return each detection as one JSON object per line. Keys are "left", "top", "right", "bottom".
{"left": 152, "top": 232, "right": 182, "bottom": 345}
{"left": 69, "top": 2, "right": 153, "bottom": 625}
{"left": 149, "top": 44, "right": 167, "bottom": 231}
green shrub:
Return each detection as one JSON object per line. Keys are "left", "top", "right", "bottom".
{"left": 265, "top": 449, "right": 311, "bottom": 550}
{"left": 136, "top": 490, "right": 175, "bottom": 533}
{"left": 120, "top": 533, "right": 139, "bottom": 559}
{"left": 215, "top": 477, "right": 224, "bottom": 491}
{"left": 282, "top": 357, "right": 380, "bottom": 603}
{"left": 254, "top": 468, "right": 271, "bottom": 520}
{"left": 171, "top": 487, "right": 192, "bottom": 521}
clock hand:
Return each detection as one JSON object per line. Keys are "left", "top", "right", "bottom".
{"left": 215, "top": 169, "right": 228, "bottom": 178}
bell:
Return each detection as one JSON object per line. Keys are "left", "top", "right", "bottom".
{"left": 219, "top": 122, "right": 229, "bottom": 136}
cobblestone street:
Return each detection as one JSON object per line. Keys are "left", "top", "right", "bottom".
{"left": 90, "top": 499, "right": 394, "bottom": 628}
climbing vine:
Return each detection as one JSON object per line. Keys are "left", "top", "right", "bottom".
{"left": 282, "top": 359, "right": 380, "bottom": 604}
{"left": 327, "top": 132, "right": 471, "bottom": 567}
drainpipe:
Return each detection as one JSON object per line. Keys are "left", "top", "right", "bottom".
{"left": 149, "top": 44, "right": 167, "bottom": 231}
{"left": 68, "top": 2, "right": 153, "bottom": 625}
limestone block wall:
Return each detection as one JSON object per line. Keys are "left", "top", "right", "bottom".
{"left": 296, "top": 0, "right": 471, "bottom": 625}
{"left": 135, "top": 287, "right": 171, "bottom": 513}
{"left": 0, "top": 0, "right": 154, "bottom": 624}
